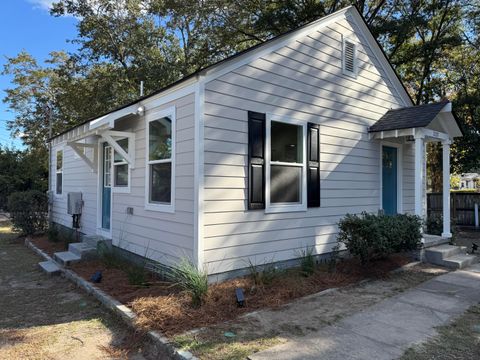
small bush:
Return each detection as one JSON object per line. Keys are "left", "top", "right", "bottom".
{"left": 8, "top": 190, "right": 48, "bottom": 235}
{"left": 97, "top": 242, "right": 150, "bottom": 286}
{"left": 47, "top": 222, "right": 60, "bottom": 243}
{"left": 297, "top": 246, "right": 315, "bottom": 277}
{"left": 97, "top": 242, "right": 124, "bottom": 268}
{"left": 246, "top": 258, "right": 278, "bottom": 286}
{"left": 126, "top": 264, "right": 149, "bottom": 287}
{"left": 426, "top": 213, "right": 443, "bottom": 235}
{"left": 338, "top": 212, "right": 422, "bottom": 265}
{"left": 169, "top": 258, "right": 208, "bottom": 307}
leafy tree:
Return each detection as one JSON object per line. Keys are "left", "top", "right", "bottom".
{"left": 1, "top": 0, "right": 479, "bottom": 179}
{"left": 0, "top": 146, "right": 48, "bottom": 210}
{"left": 450, "top": 174, "right": 460, "bottom": 189}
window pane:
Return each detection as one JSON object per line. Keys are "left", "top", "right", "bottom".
{"left": 271, "top": 165, "right": 301, "bottom": 203}
{"left": 150, "top": 162, "right": 171, "bottom": 204}
{"left": 114, "top": 164, "right": 128, "bottom": 187}
{"left": 104, "top": 146, "right": 112, "bottom": 187}
{"left": 114, "top": 138, "right": 129, "bottom": 163}
{"left": 271, "top": 121, "right": 302, "bottom": 163}
{"left": 56, "top": 151, "right": 63, "bottom": 170}
{"left": 149, "top": 117, "right": 172, "bottom": 161}
{"left": 56, "top": 173, "right": 62, "bottom": 194}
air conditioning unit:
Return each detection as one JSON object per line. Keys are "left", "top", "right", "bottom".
{"left": 67, "top": 192, "right": 83, "bottom": 215}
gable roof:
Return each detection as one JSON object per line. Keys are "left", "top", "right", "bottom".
{"left": 51, "top": 5, "right": 413, "bottom": 140}
{"left": 369, "top": 101, "right": 450, "bottom": 132}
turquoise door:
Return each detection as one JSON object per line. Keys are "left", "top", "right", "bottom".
{"left": 382, "top": 146, "right": 397, "bottom": 215}
{"left": 102, "top": 143, "right": 112, "bottom": 230}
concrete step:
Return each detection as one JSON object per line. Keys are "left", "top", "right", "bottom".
{"left": 53, "top": 251, "right": 81, "bottom": 266}
{"left": 443, "top": 254, "right": 478, "bottom": 269}
{"left": 425, "top": 244, "right": 464, "bottom": 264}
{"left": 82, "top": 235, "right": 112, "bottom": 249}
{"left": 39, "top": 260, "right": 61, "bottom": 275}
{"left": 422, "top": 234, "right": 450, "bottom": 248}
{"left": 68, "top": 242, "right": 96, "bottom": 259}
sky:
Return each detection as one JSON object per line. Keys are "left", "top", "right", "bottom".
{"left": 0, "top": 0, "right": 78, "bottom": 149}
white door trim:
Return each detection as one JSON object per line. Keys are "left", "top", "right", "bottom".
{"left": 96, "top": 139, "right": 113, "bottom": 239}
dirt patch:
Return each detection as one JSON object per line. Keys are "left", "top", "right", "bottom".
{"left": 30, "top": 234, "right": 69, "bottom": 257}
{"left": 401, "top": 304, "right": 480, "bottom": 360}
{"left": 174, "top": 263, "right": 448, "bottom": 360}
{"left": 70, "top": 253, "right": 409, "bottom": 337}
{"left": 0, "top": 223, "right": 150, "bottom": 360}
{"left": 454, "top": 228, "right": 480, "bottom": 249}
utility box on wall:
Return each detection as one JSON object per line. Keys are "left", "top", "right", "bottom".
{"left": 67, "top": 192, "right": 83, "bottom": 215}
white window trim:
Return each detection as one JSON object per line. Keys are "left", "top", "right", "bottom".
{"left": 342, "top": 36, "right": 358, "bottom": 78}
{"left": 112, "top": 137, "right": 131, "bottom": 193}
{"left": 265, "top": 113, "right": 307, "bottom": 213}
{"left": 54, "top": 147, "right": 64, "bottom": 198}
{"left": 144, "top": 106, "right": 176, "bottom": 213}
{"left": 379, "top": 141, "right": 403, "bottom": 214}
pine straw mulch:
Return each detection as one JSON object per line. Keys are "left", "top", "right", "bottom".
{"left": 69, "top": 253, "right": 409, "bottom": 337}
{"left": 30, "top": 235, "right": 69, "bottom": 257}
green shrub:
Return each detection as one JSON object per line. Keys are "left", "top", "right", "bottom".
{"left": 426, "top": 213, "right": 443, "bottom": 235}
{"left": 246, "top": 258, "right": 278, "bottom": 286}
{"left": 337, "top": 212, "right": 422, "bottom": 265}
{"left": 169, "top": 258, "right": 208, "bottom": 307}
{"left": 97, "top": 241, "right": 124, "bottom": 268}
{"left": 47, "top": 222, "right": 60, "bottom": 243}
{"left": 97, "top": 242, "right": 150, "bottom": 286}
{"left": 7, "top": 190, "right": 48, "bottom": 235}
{"left": 297, "top": 246, "right": 315, "bottom": 277}
{"left": 125, "top": 264, "right": 149, "bottom": 287}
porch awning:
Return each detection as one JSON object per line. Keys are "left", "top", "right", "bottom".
{"left": 369, "top": 101, "right": 463, "bottom": 139}
{"left": 89, "top": 103, "right": 143, "bottom": 130}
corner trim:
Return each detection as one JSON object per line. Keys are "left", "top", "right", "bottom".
{"left": 194, "top": 76, "right": 206, "bottom": 269}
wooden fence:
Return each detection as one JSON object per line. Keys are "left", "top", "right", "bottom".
{"left": 427, "top": 192, "right": 480, "bottom": 226}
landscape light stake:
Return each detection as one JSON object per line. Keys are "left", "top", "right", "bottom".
{"left": 472, "top": 242, "right": 478, "bottom": 254}
{"left": 235, "top": 288, "right": 245, "bottom": 307}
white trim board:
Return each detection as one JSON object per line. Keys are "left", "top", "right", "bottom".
{"left": 194, "top": 77, "right": 206, "bottom": 269}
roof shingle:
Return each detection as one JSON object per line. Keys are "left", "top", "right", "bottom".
{"left": 369, "top": 101, "right": 449, "bottom": 133}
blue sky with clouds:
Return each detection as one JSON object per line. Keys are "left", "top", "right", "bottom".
{"left": 0, "top": 0, "right": 78, "bottom": 148}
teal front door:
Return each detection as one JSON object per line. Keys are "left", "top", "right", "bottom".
{"left": 102, "top": 143, "right": 112, "bottom": 230}
{"left": 382, "top": 146, "right": 397, "bottom": 215}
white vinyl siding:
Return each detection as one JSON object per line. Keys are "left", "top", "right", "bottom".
{"left": 50, "top": 143, "right": 97, "bottom": 235}
{"left": 202, "top": 15, "right": 412, "bottom": 274}
{"left": 111, "top": 94, "right": 195, "bottom": 264}
{"left": 50, "top": 92, "right": 196, "bottom": 265}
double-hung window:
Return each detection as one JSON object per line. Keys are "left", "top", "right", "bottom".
{"left": 145, "top": 107, "right": 175, "bottom": 212}
{"left": 113, "top": 138, "right": 129, "bottom": 189}
{"left": 55, "top": 150, "right": 63, "bottom": 195}
{"left": 266, "top": 115, "right": 307, "bottom": 212}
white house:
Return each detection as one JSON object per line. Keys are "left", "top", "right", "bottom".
{"left": 48, "top": 6, "right": 462, "bottom": 277}
{"left": 460, "top": 173, "right": 479, "bottom": 190}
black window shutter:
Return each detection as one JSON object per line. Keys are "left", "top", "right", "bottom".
{"left": 307, "top": 122, "right": 320, "bottom": 207}
{"left": 248, "top": 111, "right": 265, "bottom": 210}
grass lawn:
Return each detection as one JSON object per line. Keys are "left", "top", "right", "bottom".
{"left": 401, "top": 304, "right": 480, "bottom": 360}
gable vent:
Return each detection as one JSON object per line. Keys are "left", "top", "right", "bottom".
{"left": 342, "top": 38, "right": 357, "bottom": 76}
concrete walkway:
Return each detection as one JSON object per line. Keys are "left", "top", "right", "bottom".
{"left": 250, "top": 264, "right": 480, "bottom": 360}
